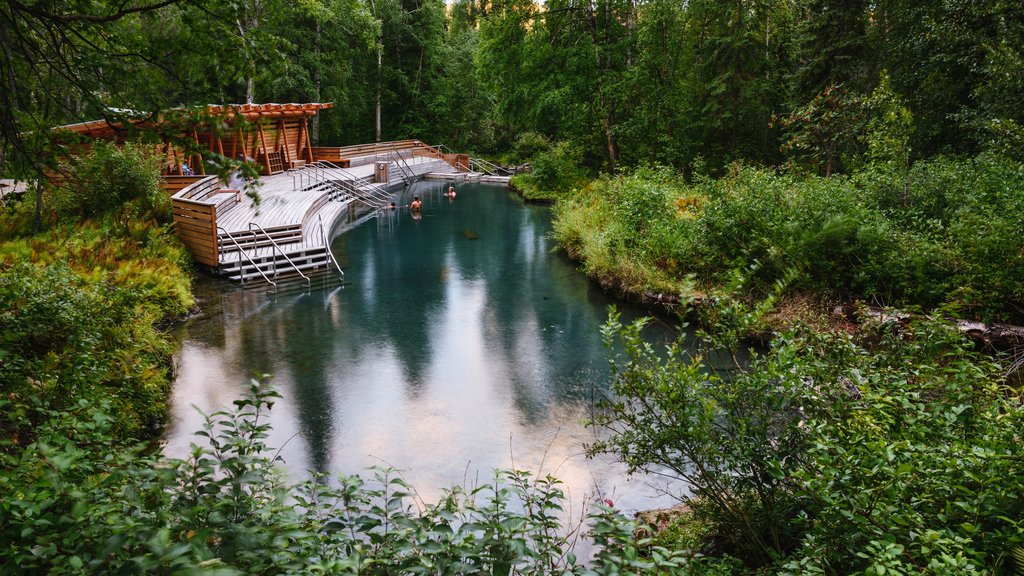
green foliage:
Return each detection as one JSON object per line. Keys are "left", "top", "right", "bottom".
{"left": 0, "top": 379, "right": 697, "bottom": 574}
{"left": 594, "top": 310, "right": 1024, "bottom": 573}
{"left": 511, "top": 131, "right": 553, "bottom": 164}
{"left": 52, "top": 141, "right": 168, "bottom": 223}
{"left": 552, "top": 166, "right": 693, "bottom": 295}
{"left": 0, "top": 261, "right": 181, "bottom": 442}
{"left": 861, "top": 72, "right": 914, "bottom": 169}
{"left": 0, "top": 162, "right": 193, "bottom": 443}
{"left": 511, "top": 141, "right": 591, "bottom": 201}
{"left": 553, "top": 155, "right": 1024, "bottom": 323}
{"left": 776, "top": 85, "right": 865, "bottom": 176}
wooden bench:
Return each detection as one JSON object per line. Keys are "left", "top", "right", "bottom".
{"left": 214, "top": 189, "right": 241, "bottom": 208}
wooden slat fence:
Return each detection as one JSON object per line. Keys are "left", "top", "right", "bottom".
{"left": 312, "top": 139, "right": 423, "bottom": 165}
{"left": 171, "top": 176, "right": 224, "bottom": 267}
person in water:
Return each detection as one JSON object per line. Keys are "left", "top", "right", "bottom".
{"left": 410, "top": 196, "right": 422, "bottom": 210}
{"left": 447, "top": 185, "right": 456, "bottom": 198}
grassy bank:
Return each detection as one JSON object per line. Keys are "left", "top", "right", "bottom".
{"left": 552, "top": 155, "right": 1024, "bottom": 326}
{"left": 0, "top": 143, "right": 194, "bottom": 444}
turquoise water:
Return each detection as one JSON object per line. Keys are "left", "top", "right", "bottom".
{"left": 166, "top": 182, "right": 684, "bottom": 512}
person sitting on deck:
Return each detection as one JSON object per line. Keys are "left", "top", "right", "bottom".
{"left": 410, "top": 196, "right": 422, "bottom": 211}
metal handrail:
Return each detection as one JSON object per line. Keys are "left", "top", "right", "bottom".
{"left": 300, "top": 164, "right": 350, "bottom": 201}
{"left": 470, "top": 157, "right": 513, "bottom": 176}
{"left": 411, "top": 142, "right": 447, "bottom": 160}
{"left": 318, "top": 214, "right": 345, "bottom": 281}
{"left": 217, "top": 226, "right": 277, "bottom": 291}
{"left": 313, "top": 161, "right": 393, "bottom": 209}
{"left": 248, "top": 222, "right": 311, "bottom": 287}
{"left": 388, "top": 143, "right": 415, "bottom": 185}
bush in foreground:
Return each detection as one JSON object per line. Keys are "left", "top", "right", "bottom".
{"left": 593, "top": 310, "right": 1024, "bottom": 574}
{"left": 0, "top": 380, "right": 707, "bottom": 575}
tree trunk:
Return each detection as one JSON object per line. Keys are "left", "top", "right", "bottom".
{"left": 588, "top": 0, "right": 619, "bottom": 173}
{"left": 833, "top": 304, "right": 1024, "bottom": 353}
{"left": 311, "top": 19, "right": 321, "bottom": 144}
{"left": 375, "top": 41, "right": 382, "bottom": 142}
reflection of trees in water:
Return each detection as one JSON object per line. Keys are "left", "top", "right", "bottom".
{"left": 222, "top": 290, "right": 341, "bottom": 474}
{"left": 195, "top": 184, "right": 681, "bottom": 474}
{"left": 277, "top": 295, "right": 343, "bottom": 474}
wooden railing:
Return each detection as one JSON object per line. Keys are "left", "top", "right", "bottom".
{"left": 161, "top": 175, "right": 207, "bottom": 195}
{"left": 171, "top": 176, "right": 230, "bottom": 267}
{"left": 311, "top": 139, "right": 423, "bottom": 166}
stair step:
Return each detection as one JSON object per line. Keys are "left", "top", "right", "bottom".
{"left": 219, "top": 249, "right": 329, "bottom": 273}
{"left": 238, "top": 268, "right": 347, "bottom": 295}
{"left": 227, "top": 259, "right": 334, "bottom": 283}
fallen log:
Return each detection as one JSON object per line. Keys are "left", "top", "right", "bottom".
{"left": 832, "top": 304, "right": 1024, "bottom": 354}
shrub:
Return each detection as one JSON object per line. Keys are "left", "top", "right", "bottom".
{"left": 593, "top": 310, "right": 1024, "bottom": 573}
{"left": 0, "top": 262, "right": 176, "bottom": 442}
{"left": 512, "top": 140, "right": 590, "bottom": 200}
{"left": 512, "top": 131, "right": 552, "bottom": 163}
{"left": 53, "top": 141, "right": 167, "bottom": 222}
{"left": 552, "top": 155, "right": 1024, "bottom": 323}
{"left": 0, "top": 379, "right": 697, "bottom": 574}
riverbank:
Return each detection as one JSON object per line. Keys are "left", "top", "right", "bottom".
{"left": 550, "top": 157, "right": 1024, "bottom": 334}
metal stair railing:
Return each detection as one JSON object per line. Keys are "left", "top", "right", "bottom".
{"left": 313, "top": 161, "right": 394, "bottom": 211}
{"left": 412, "top": 142, "right": 447, "bottom": 160}
{"left": 318, "top": 213, "right": 345, "bottom": 281}
{"left": 388, "top": 143, "right": 415, "bottom": 185}
{"left": 470, "top": 157, "right": 513, "bottom": 176}
{"left": 300, "top": 164, "right": 353, "bottom": 201}
{"left": 248, "top": 222, "right": 311, "bottom": 287}
{"left": 291, "top": 161, "right": 328, "bottom": 192}
{"left": 217, "top": 226, "right": 277, "bottom": 291}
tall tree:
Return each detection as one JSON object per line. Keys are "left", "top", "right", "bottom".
{"left": 870, "top": 0, "right": 1024, "bottom": 156}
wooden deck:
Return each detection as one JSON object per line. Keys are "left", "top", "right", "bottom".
{"left": 217, "top": 158, "right": 381, "bottom": 233}
{"left": 171, "top": 153, "right": 459, "bottom": 279}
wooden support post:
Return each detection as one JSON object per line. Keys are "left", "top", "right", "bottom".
{"left": 303, "top": 118, "right": 314, "bottom": 162}
{"left": 172, "top": 146, "right": 183, "bottom": 175}
{"left": 193, "top": 129, "right": 205, "bottom": 175}
{"left": 279, "top": 119, "right": 291, "bottom": 164}
{"left": 257, "top": 121, "right": 272, "bottom": 174}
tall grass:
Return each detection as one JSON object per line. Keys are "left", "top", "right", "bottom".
{"left": 552, "top": 155, "right": 1024, "bottom": 323}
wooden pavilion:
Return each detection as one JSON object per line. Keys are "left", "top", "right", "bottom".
{"left": 56, "top": 102, "right": 333, "bottom": 183}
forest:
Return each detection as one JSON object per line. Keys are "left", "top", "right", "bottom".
{"left": 2, "top": 0, "right": 1024, "bottom": 573}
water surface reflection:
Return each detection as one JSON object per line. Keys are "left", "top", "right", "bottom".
{"left": 166, "top": 183, "right": 686, "bottom": 514}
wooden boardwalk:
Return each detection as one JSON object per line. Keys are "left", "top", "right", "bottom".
{"left": 217, "top": 161, "right": 377, "bottom": 233}
{"left": 171, "top": 153, "right": 460, "bottom": 282}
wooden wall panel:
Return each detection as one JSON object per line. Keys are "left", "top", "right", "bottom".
{"left": 172, "top": 199, "right": 219, "bottom": 267}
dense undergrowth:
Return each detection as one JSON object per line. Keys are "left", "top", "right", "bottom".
{"left": 0, "top": 142, "right": 193, "bottom": 443}
{"left": 551, "top": 154, "right": 1024, "bottom": 325}
{"left": 0, "top": 379, "right": 708, "bottom": 574}
{"left": 594, "top": 310, "right": 1024, "bottom": 574}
